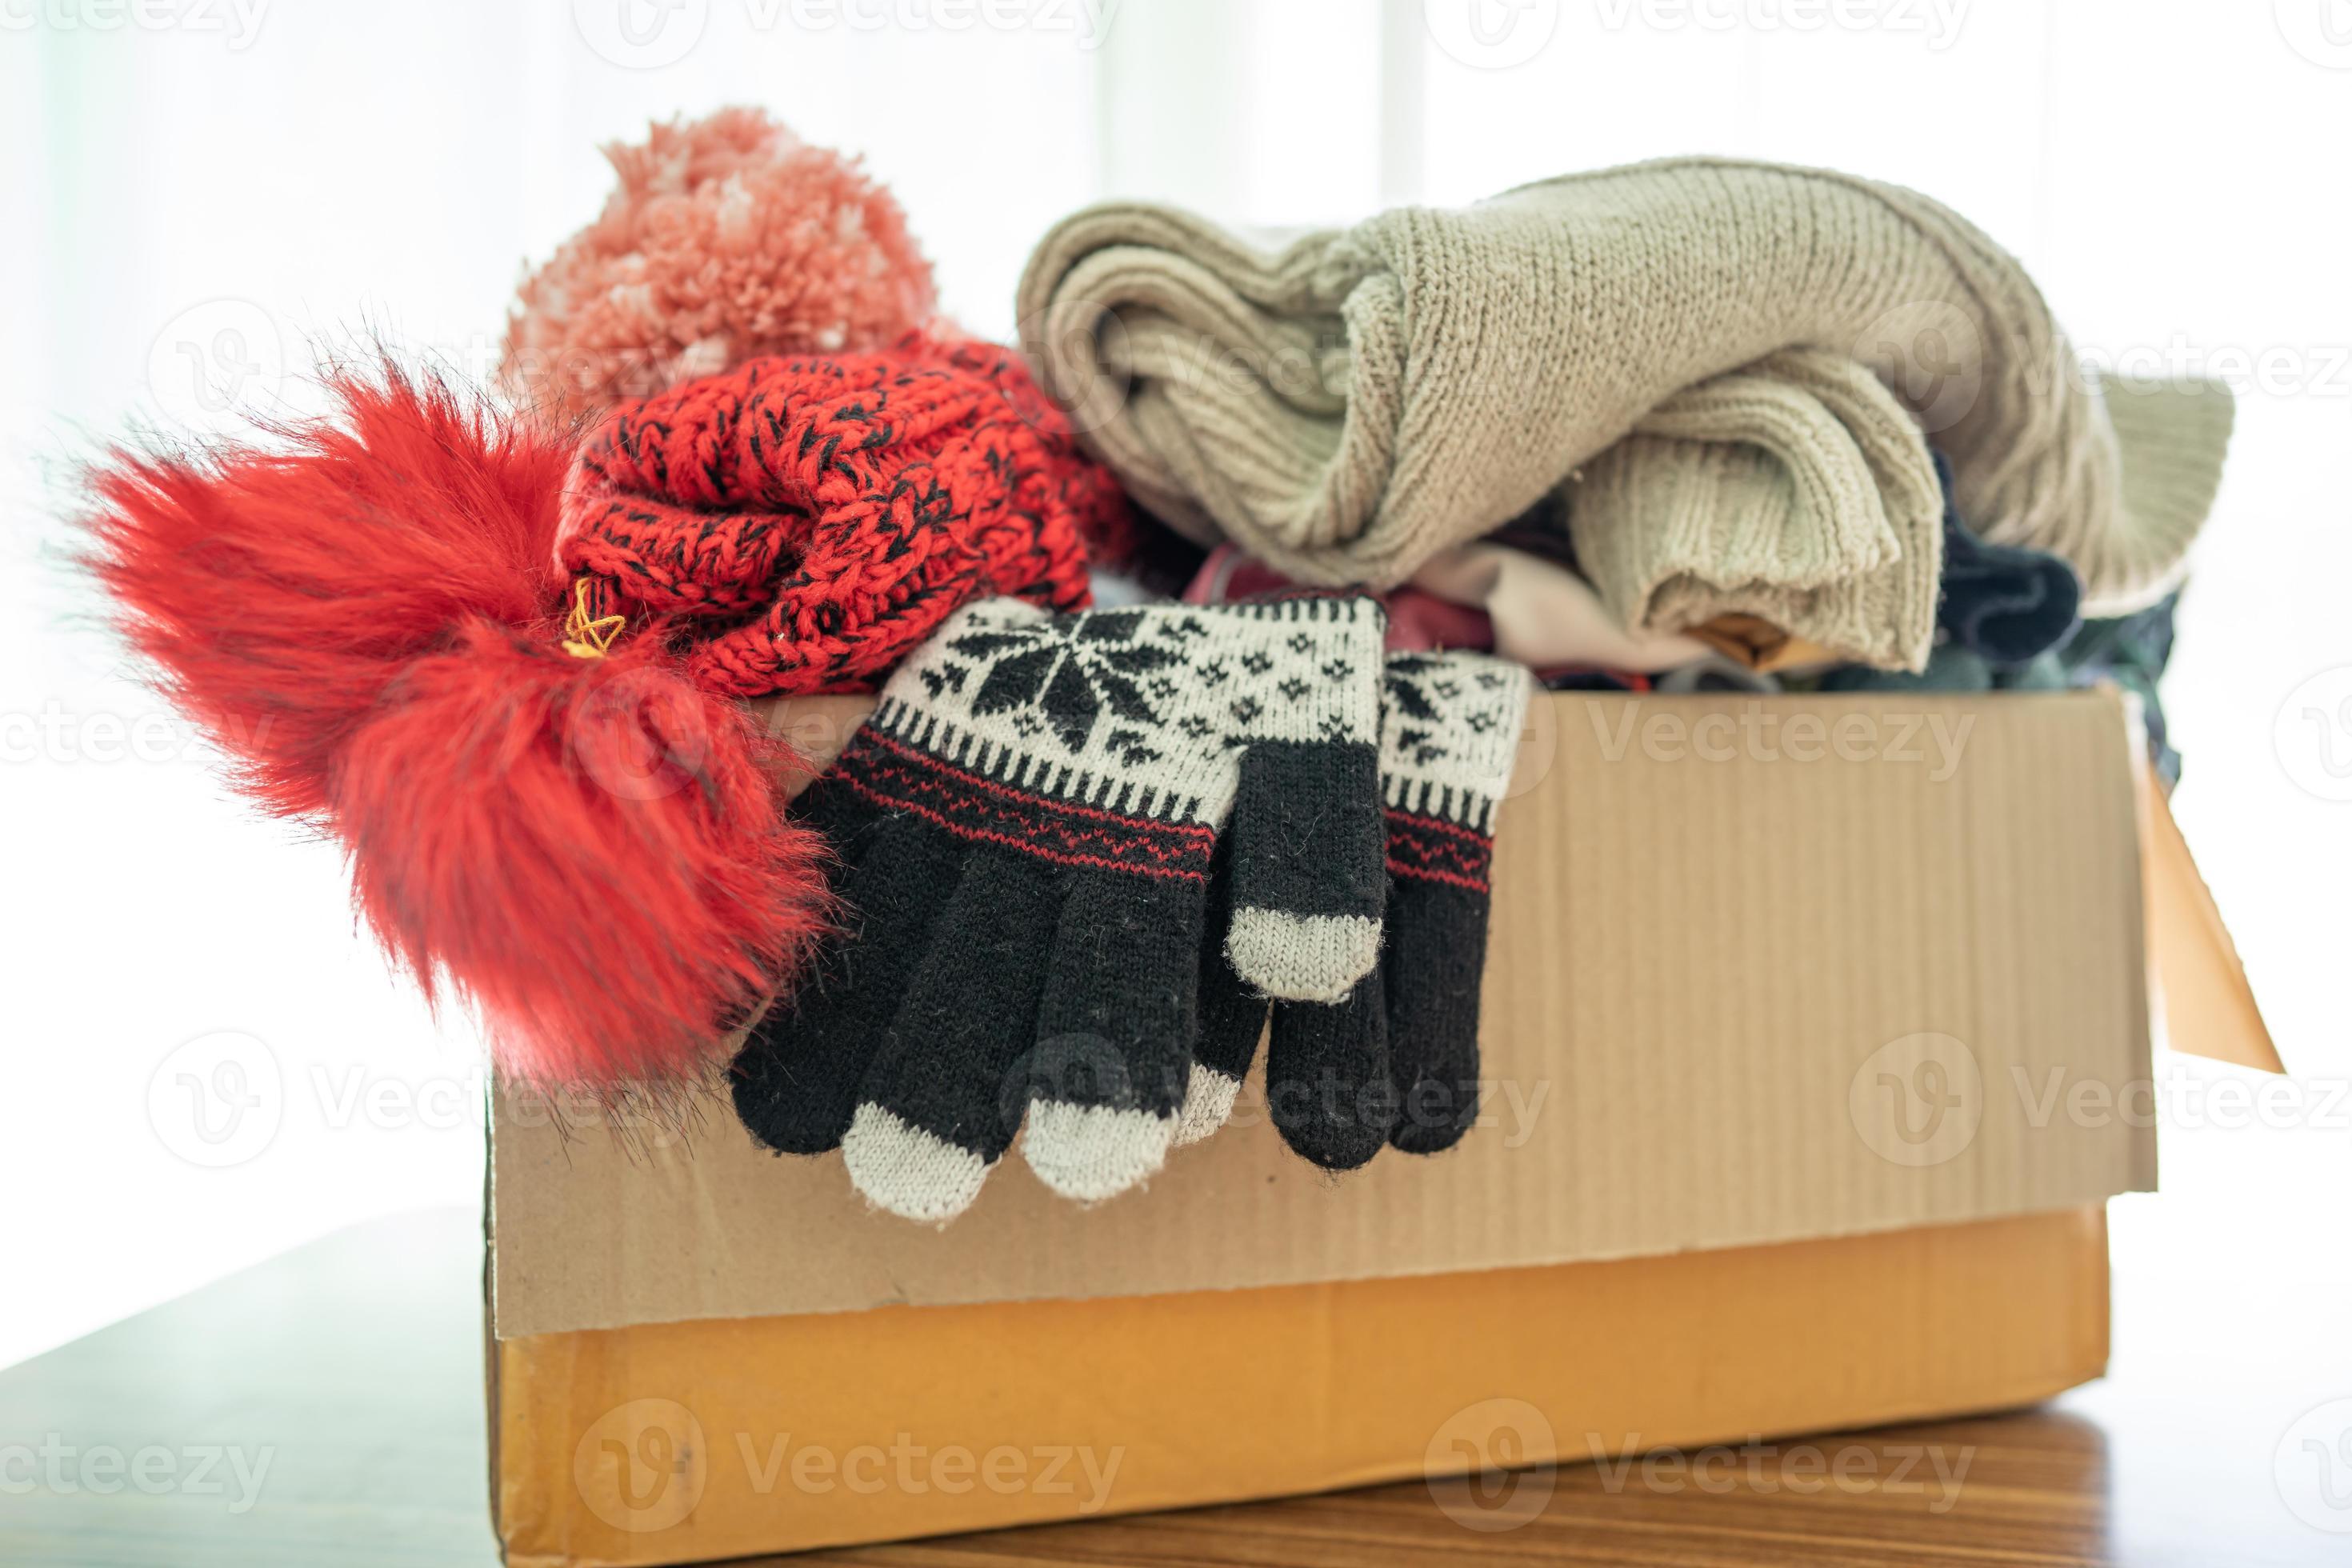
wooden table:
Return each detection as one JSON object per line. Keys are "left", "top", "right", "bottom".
{"left": 2, "top": 1209, "right": 2343, "bottom": 1566}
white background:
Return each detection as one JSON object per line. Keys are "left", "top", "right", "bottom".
{"left": 2, "top": 0, "right": 2346, "bottom": 1371}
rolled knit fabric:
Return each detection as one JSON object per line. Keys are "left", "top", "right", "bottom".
{"left": 1018, "top": 158, "right": 2232, "bottom": 614}
{"left": 558, "top": 337, "right": 1131, "bottom": 696}
{"left": 1567, "top": 349, "right": 1946, "bottom": 670}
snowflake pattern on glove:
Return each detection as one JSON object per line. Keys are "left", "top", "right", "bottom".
{"left": 1378, "top": 651, "right": 1530, "bottom": 829}
{"left": 922, "top": 609, "right": 1192, "bottom": 761}
{"left": 873, "top": 598, "right": 1380, "bottom": 826}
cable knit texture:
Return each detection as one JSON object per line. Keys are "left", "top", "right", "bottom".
{"left": 558, "top": 338, "right": 1131, "bottom": 695}
{"left": 1018, "top": 158, "right": 2234, "bottom": 614}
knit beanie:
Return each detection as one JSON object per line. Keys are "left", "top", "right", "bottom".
{"left": 79, "top": 345, "right": 1132, "bottom": 1092}
{"left": 558, "top": 335, "right": 1133, "bottom": 695}
{"left": 74, "top": 117, "right": 1134, "bottom": 1094}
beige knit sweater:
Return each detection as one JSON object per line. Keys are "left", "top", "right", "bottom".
{"left": 1017, "top": 158, "right": 2234, "bottom": 619}
{"left": 1570, "top": 348, "right": 1945, "bottom": 668}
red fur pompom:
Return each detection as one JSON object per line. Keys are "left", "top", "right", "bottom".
{"left": 82, "top": 366, "right": 830, "bottom": 1086}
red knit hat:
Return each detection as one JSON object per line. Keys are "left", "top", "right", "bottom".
{"left": 558, "top": 335, "right": 1131, "bottom": 694}
{"left": 78, "top": 110, "right": 1139, "bottom": 1092}
{"left": 79, "top": 347, "right": 1133, "bottom": 1091}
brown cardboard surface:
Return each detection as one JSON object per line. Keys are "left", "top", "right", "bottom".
{"left": 2144, "top": 783, "right": 2285, "bottom": 1074}
{"left": 493, "top": 1205, "right": 2111, "bottom": 1566}
{"left": 493, "top": 690, "right": 2158, "bottom": 1338}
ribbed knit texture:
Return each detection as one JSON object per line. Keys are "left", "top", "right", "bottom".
{"left": 1018, "top": 158, "right": 2233, "bottom": 615}
{"left": 731, "top": 596, "right": 1389, "bottom": 1222}
{"left": 1569, "top": 349, "right": 1944, "bottom": 671}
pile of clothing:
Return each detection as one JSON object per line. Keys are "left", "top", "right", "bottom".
{"left": 1177, "top": 454, "right": 2186, "bottom": 786}
{"left": 81, "top": 110, "right": 2230, "bottom": 1225}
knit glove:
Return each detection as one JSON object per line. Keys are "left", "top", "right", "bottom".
{"left": 1182, "top": 650, "right": 1531, "bottom": 1168}
{"left": 730, "top": 595, "right": 1389, "bottom": 1221}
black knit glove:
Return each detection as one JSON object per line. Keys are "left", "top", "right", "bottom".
{"left": 1183, "top": 650, "right": 1531, "bottom": 1168}
{"left": 730, "top": 596, "right": 1388, "bottom": 1222}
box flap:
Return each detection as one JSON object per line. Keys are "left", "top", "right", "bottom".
{"left": 491, "top": 690, "right": 2158, "bottom": 1338}
{"left": 2142, "top": 782, "right": 2283, "bottom": 1074}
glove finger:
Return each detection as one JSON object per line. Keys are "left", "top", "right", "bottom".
{"left": 1384, "top": 874, "right": 1491, "bottom": 1154}
{"left": 1265, "top": 972, "right": 1394, "bottom": 1172}
{"left": 730, "top": 806, "right": 955, "bottom": 1156}
{"left": 1375, "top": 650, "right": 1526, "bottom": 1153}
{"left": 1022, "top": 866, "right": 1206, "bottom": 1202}
{"left": 1177, "top": 849, "right": 1267, "bottom": 1146}
{"left": 842, "top": 847, "right": 1059, "bottom": 1223}
{"left": 1223, "top": 738, "right": 1386, "bottom": 1002}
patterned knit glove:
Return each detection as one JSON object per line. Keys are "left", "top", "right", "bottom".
{"left": 1182, "top": 650, "right": 1531, "bottom": 1167}
{"left": 730, "top": 595, "right": 1388, "bottom": 1221}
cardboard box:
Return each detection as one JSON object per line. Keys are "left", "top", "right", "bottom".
{"left": 486, "top": 690, "right": 2277, "bottom": 1566}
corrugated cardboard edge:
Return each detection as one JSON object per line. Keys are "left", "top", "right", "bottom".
{"left": 2143, "top": 779, "right": 2284, "bottom": 1074}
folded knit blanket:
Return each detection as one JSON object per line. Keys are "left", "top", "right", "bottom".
{"left": 1018, "top": 158, "right": 2234, "bottom": 617}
